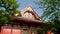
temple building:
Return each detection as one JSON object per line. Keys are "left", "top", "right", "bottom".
{"left": 1, "top": 5, "right": 46, "bottom": 34}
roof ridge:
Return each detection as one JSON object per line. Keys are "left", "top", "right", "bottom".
{"left": 20, "top": 5, "right": 41, "bottom": 20}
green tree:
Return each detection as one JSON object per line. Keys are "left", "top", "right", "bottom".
{"left": 35, "top": 0, "right": 60, "bottom": 28}
{"left": 34, "top": 0, "right": 60, "bottom": 34}
{"left": 0, "top": 0, "right": 21, "bottom": 25}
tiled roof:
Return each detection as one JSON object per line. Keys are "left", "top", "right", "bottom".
{"left": 20, "top": 5, "right": 41, "bottom": 20}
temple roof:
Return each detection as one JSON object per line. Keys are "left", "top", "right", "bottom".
{"left": 20, "top": 5, "right": 41, "bottom": 20}
{"left": 12, "top": 17, "right": 45, "bottom": 26}
{"left": 12, "top": 5, "right": 43, "bottom": 25}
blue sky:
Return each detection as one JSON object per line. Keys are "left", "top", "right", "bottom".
{"left": 17, "top": 0, "right": 43, "bottom": 16}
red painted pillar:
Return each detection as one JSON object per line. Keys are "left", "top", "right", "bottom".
{"left": 20, "top": 27, "right": 23, "bottom": 34}
{"left": 28, "top": 27, "right": 30, "bottom": 34}
{"left": 1, "top": 26, "right": 3, "bottom": 34}
{"left": 11, "top": 27, "right": 13, "bottom": 34}
{"left": 47, "top": 30, "right": 51, "bottom": 34}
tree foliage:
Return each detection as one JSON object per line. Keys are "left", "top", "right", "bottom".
{"left": 0, "top": 0, "right": 21, "bottom": 25}
{"left": 36, "top": 0, "right": 60, "bottom": 27}
{"left": 35, "top": 0, "right": 60, "bottom": 34}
